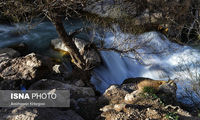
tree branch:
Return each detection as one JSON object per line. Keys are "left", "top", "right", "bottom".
{"left": 69, "top": 27, "right": 84, "bottom": 37}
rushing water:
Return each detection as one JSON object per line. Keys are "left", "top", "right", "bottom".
{"left": 0, "top": 21, "right": 200, "bottom": 106}
{"left": 0, "top": 19, "right": 87, "bottom": 55}
{"left": 91, "top": 29, "right": 200, "bottom": 106}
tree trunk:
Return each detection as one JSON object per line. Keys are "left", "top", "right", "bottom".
{"left": 51, "top": 17, "right": 86, "bottom": 70}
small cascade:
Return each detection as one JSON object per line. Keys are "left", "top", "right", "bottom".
{"left": 91, "top": 31, "right": 200, "bottom": 105}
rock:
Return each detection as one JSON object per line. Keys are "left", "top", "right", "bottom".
{"left": 98, "top": 78, "right": 198, "bottom": 120}
{"left": 103, "top": 85, "right": 128, "bottom": 104}
{"left": 52, "top": 64, "right": 72, "bottom": 78}
{"left": 0, "top": 53, "right": 42, "bottom": 80}
{"left": 76, "top": 97, "right": 99, "bottom": 120}
{"left": 124, "top": 90, "right": 142, "bottom": 104}
{"left": 84, "top": 0, "right": 163, "bottom": 25}
{"left": 123, "top": 77, "right": 177, "bottom": 99}
{"left": 0, "top": 80, "right": 21, "bottom": 90}
{"left": 159, "top": 80, "right": 177, "bottom": 98}
{"left": 51, "top": 38, "right": 101, "bottom": 70}
{"left": 164, "top": 105, "right": 191, "bottom": 117}
{"left": 113, "top": 103, "right": 126, "bottom": 112}
{"left": 29, "top": 79, "right": 67, "bottom": 90}
{"left": 84, "top": 0, "right": 137, "bottom": 19}
{"left": 100, "top": 105, "right": 113, "bottom": 112}
{"left": 51, "top": 38, "right": 69, "bottom": 52}
{"left": 67, "top": 84, "right": 96, "bottom": 98}
{"left": 0, "top": 107, "right": 84, "bottom": 120}
{"left": 29, "top": 79, "right": 95, "bottom": 98}
{"left": 75, "top": 80, "right": 85, "bottom": 87}
{"left": 8, "top": 42, "right": 29, "bottom": 56}
{"left": 52, "top": 64, "right": 61, "bottom": 74}
{"left": 146, "top": 108, "right": 161, "bottom": 120}
{"left": 0, "top": 48, "right": 20, "bottom": 62}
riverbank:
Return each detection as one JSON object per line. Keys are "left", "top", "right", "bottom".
{"left": 0, "top": 40, "right": 199, "bottom": 119}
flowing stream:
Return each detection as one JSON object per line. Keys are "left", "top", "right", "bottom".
{"left": 0, "top": 21, "right": 200, "bottom": 106}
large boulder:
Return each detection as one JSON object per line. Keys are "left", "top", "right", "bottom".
{"left": 122, "top": 77, "right": 177, "bottom": 97}
{"left": 51, "top": 38, "right": 101, "bottom": 70}
{"left": 29, "top": 79, "right": 98, "bottom": 119}
{"left": 0, "top": 107, "right": 84, "bottom": 120}
{"left": 29, "top": 79, "right": 95, "bottom": 98}
{"left": 0, "top": 53, "right": 42, "bottom": 80}
{"left": 103, "top": 85, "right": 128, "bottom": 104}
{"left": 98, "top": 80, "right": 198, "bottom": 120}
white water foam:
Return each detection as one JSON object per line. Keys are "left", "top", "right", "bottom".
{"left": 91, "top": 31, "right": 200, "bottom": 105}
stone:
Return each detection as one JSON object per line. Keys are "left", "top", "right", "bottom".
{"left": 51, "top": 64, "right": 71, "bottom": 75}
{"left": 0, "top": 53, "right": 42, "bottom": 80}
{"left": 124, "top": 90, "right": 141, "bottom": 104}
{"left": 0, "top": 80, "right": 21, "bottom": 90}
{"left": 8, "top": 42, "right": 29, "bottom": 56}
{"left": 113, "top": 103, "right": 126, "bottom": 112}
{"left": 103, "top": 85, "right": 128, "bottom": 104}
{"left": 159, "top": 80, "right": 177, "bottom": 99}
{"left": 98, "top": 78, "right": 197, "bottom": 120}
{"left": 84, "top": 0, "right": 137, "bottom": 19}
{"left": 52, "top": 64, "right": 61, "bottom": 74}
{"left": 29, "top": 79, "right": 95, "bottom": 98}
{"left": 51, "top": 38, "right": 69, "bottom": 52}
{"left": 100, "top": 105, "right": 113, "bottom": 112}
{"left": 76, "top": 97, "right": 98, "bottom": 120}
{"left": 43, "top": 57, "right": 72, "bottom": 78}
{"left": 28, "top": 79, "right": 67, "bottom": 90}
{"left": 146, "top": 108, "right": 161, "bottom": 119}
{"left": 75, "top": 80, "right": 85, "bottom": 87}
{"left": 0, "top": 48, "right": 20, "bottom": 62}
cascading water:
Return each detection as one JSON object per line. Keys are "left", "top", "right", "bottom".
{"left": 0, "top": 21, "right": 200, "bottom": 106}
{"left": 91, "top": 30, "right": 200, "bottom": 105}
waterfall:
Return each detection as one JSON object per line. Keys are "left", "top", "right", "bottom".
{"left": 0, "top": 22, "right": 199, "bottom": 105}
{"left": 91, "top": 31, "right": 200, "bottom": 105}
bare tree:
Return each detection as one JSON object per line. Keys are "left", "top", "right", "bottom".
{"left": 1, "top": 0, "right": 200, "bottom": 69}
{"left": 0, "top": 0, "right": 97, "bottom": 70}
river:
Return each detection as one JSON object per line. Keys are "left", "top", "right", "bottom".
{"left": 0, "top": 20, "right": 200, "bottom": 106}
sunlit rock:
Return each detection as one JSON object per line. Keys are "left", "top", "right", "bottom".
{"left": 51, "top": 38, "right": 69, "bottom": 52}
{"left": 99, "top": 78, "right": 197, "bottom": 120}
{"left": 0, "top": 53, "right": 42, "bottom": 80}
{"left": 103, "top": 85, "right": 128, "bottom": 104}
{"left": 52, "top": 64, "right": 71, "bottom": 77}
{"left": 124, "top": 90, "right": 141, "bottom": 104}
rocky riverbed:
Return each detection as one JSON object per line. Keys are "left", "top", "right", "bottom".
{"left": 0, "top": 40, "right": 199, "bottom": 120}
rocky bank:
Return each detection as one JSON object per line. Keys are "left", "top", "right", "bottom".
{"left": 0, "top": 41, "right": 199, "bottom": 120}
